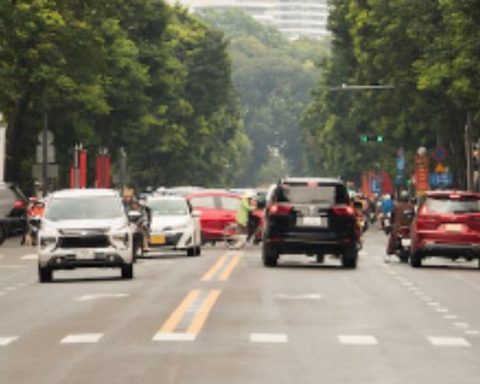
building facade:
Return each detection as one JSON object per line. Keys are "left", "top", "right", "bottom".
{"left": 168, "top": 0, "right": 330, "bottom": 40}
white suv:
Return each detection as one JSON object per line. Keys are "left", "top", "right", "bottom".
{"left": 38, "top": 189, "right": 134, "bottom": 282}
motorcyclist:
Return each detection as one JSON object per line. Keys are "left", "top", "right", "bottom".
{"left": 379, "top": 193, "right": 394, "bottom": 229}
{"left": 386, "top": 190, "right": 415, "bottom": 255}
{"left": 22, "top": 198, "right": 45, "bottom": 246}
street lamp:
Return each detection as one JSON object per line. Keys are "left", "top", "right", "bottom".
{"left": 0, "top": 112, "right": 6, "bottom": 186}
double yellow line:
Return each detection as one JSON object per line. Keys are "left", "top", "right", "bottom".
{"left": 153, "top": 289, "right": 221, "bottom": 341}
{"left": 154, "top": 253, "right": 241, "bottom": 341}
{"left": 202, "top": 255, "right": 241, "bottom": 281}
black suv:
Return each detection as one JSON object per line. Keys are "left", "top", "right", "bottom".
{"left": 262, "top": 178, "right": 358, "bottom": 268}
{"left": 0, "top": 183, "right": 28, "bottom": 244}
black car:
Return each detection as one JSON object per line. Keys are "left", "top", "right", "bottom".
{"left": 0, "top": 183, "right": 28, "bottom": 244}
{"left": 262, "top": 178, "right": 358, "bottom": 268}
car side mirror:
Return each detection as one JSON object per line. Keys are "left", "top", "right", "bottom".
{"left": 191, "top": 210, "right": 201, "bottom": 218}
{"left": 127, "top": 210, "right": 142, "bottom": 223}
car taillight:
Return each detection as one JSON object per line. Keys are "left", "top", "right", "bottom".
{"left": 269, "top": 204, "right": 293, "bottom": 215}
{"left": 13, "top": 200, "right": 25, "bottom": 209}
{"left": 331, "top": 205, "right": 355, "bottom": 216}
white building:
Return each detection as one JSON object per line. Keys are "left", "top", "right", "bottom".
{"left": 167, "top": 0, "right": 330, "bottom": 40}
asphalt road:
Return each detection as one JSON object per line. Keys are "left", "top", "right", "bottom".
{"left": 2, "top": 228, "right": 480, "bottom": 384}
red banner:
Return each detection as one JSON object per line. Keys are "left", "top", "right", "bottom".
{"left": 415, "top": 155, "right": 430, "bottom": 195}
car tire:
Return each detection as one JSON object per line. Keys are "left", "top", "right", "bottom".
{"left": 341, "top": 248, "right": 357, "bottom": 269}
{"left": 121, "top": 263, "right": 133, "bottom": 279}
{"left": 195, "top": 246, "right": 202, "bottom": 256}
{"left": 0, "top": 224, "right": 7, "bottom": 245}
{"left": 262, "top": 243, "right": 278, "bottom": 267}
{"left": 38, "top": 265, "right": 52, "bottom": 283}
{"left": 132, "top": 240, "right": 141, "bottom": 263}
{"left": 187, "top": 247, "right": 196, "bottom": 257}
{"left": 316, "top": 254, "right": 325, "bottom": 263}
{"left": 398, "top": 250, "right": 409, "bottom": 263}
{"left": 410, "top": 251, "right": 422, "bottom": 268}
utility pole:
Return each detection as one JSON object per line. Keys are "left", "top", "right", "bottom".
{"left": 465, "top": 111, "right": 473, "bottom": 191}
{"left": 42, "top": 110, "right": 48, "bottom": 197}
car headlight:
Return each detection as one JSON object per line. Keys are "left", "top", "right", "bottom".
{"left": 40, "top": 236, "right": 57, "bottom": 248}
{"left": 111, "top": 232, "right": 129, "bottom": 249}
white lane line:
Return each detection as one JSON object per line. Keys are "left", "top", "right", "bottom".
{"left": 435, "top": 308, "right": 449, "bottom": 313}
{"left": 20, "top": 254, "right": 38, "bottom": 261}
{"left": 453, "top": 322, "right": 469, "bottom": 328}
{"left": 402, "top": 282, "right": 414, "bottom": 287}
{"left": 420, "top": 296, "right": 432, "bottom": 301}
{"left": 60, "top": 334, "right": 103, "bottom": 344}
{"left": 0, "top": 336, "right": 18, "bottom": 346}
{"left": 153, "top": 333, "right": 196, "bottom": 341}
{"left": 444, "top": 315, "right": 459, "bottom": 320}
{"left": 359, "top": 250, "right": 367, "bottom": 257}
{"left": 427, "top": 302, "right": 441, "bottom": 307}
{"left": 250, "top": 333, "right": 288, "bottom": 343}
{"left": 465, "top": 330, "right": 480, "bottom": 336}
{"left": 276, "top": 293, "right": 322, "bottom": 300}
{"left": 0, "top": 265, "right": 27, "bottom": 269}
{"left": 75, "top": 293, "right": 130, "bottom": 302}
{"left": 338, "top": 335, "right": 378, "bottom": 346}
{"left": 5, "top": 287, "right": 16, "bottom": 291}
{"left": 428, "top": 337, "right": 471, "bottom": 347}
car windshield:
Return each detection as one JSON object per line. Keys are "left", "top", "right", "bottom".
{"left": 276, "top": 184, "right": 348, "bottom": 204}
{"left": 45, "top": 196, "right": 124, "bottom": 221}
{"left": 426, "top": 197, "right": 480, "bottom": 213}
{"left": 148, "top": 199, "right": 189, "bottom": 216}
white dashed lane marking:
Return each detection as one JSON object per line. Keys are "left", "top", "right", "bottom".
{"left": 250, "top": 333, "right": 288, "bottom": 343}
{"left": 276, "top": 293, "right": 322, "bottom": 300}
{"left": 153, "top": 333, "right": 196, "bottom": 341}
{"left": 60, "top": 334, "right": 103, "bottom": 344}
{"left": 338, "top": 335, "right": 378, "bottom": 346}
{"left": 453, "top": 322, "right": 469, "bottom": 328}
{"left": 444, "top": 315, "right": 459, "bottom": 320}
{"left": 465, "top": 330, "right": 480, "bottom": 336}
{"left": 428, "top": 337, "right": 471, "bottom": 347}
{"left": 75, "top": 293, "right": 130, "bottom": 302}
{"left": 435, "top": 308, "right": 449, "bottom": 313}
{"left": 20, "top": 254, "right": 38, "bottom": 261}
{"left": 0, "top": 336, "right": 18, "bottom": 346}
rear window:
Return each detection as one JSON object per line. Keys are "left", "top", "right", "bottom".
{"left": 274, "top": 183, "right": 348, "bottom": 205}
{"left": 221, "top": 196, "right": 240, "bottom": 211}
{"left": 425, "top": 197, "right": 480, "bottom": 214}
{"left": 189, "top": 196, "right": 216, "bottom": 209}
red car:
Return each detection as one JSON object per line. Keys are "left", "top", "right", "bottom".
{"left": 410, "top": 190, "right": 480, "bottom": 268}
{"left": 186, "top": 191, "right": 241, "bottom": 244}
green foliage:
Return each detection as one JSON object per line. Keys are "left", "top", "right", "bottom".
{"left": 199, "top": 9, "right": 328, "bottom": 185}
{"left": 303, "top": 0, "right": 477, "bottom": 187}
{"left": 0, "top": 0, "right": 247, "bottom": 190}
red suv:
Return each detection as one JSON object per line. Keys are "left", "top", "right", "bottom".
{"left": 410, "top": 190, "right": 480, "bottom": 268}
{"left": 186, "top": 191, "right": 240, "bottom": 244}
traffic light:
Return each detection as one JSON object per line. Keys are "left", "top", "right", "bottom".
{"left": 360, "top": 134, "right": 384, "bottom": 142}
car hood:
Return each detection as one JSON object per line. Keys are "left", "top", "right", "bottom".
{"left": 42, "top": 217, "right": 127, "bottom": 233}
{"left": 151, "top": 215, "right": 191, "bottom": 231}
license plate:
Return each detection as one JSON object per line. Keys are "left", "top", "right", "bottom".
{"left": 401, "top": 239, "right": 411, "bottom": 247}
{"left": 77, "top": 249, "right": 92, "bottom": 259}
{"left": 298, "top": 217, "right": 327, "bottom": 227}
{"left": 150, "top": 234, "right": 166, "bottom": 245}
{"left": 445, "top": 224, "right": 463, "bottom": 233}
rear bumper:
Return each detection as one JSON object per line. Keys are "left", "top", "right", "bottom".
{"left": 418, "top": 241, "right": 480, "bottom": 258}
{"left": 265, "top": 233, "right": 356, "bottom": 255}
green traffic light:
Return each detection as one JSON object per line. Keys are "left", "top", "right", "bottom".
{"left": 360, "top": 134, "right": 368, "bottom": 142}
{"left": 376, "top": 135, "right": 384, "bottom": 142}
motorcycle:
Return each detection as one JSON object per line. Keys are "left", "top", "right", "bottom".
{"left": 26, "top": 216, "right": 42, "bottom": 246}
{"left": 381, "top": 212, "right": 392, "bottom": 235}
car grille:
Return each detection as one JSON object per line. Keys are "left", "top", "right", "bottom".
{"left": 58, "top": 235, "right": 110, "bottom": 248}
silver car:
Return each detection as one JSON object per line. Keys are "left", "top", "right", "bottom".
{"left": 37, "top": 189, "right": 134, "bottom": 282}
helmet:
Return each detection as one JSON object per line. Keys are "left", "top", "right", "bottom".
{"left": 399, "top": 190, "right": 409, "bottom": 202}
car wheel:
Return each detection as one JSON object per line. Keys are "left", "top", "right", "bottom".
{"left": 316, "top": 254, "right": 325, "bottom": 263}
{"left": 410, "top": 251, "right": 422, "bottom": 268}
{"left": 0, "top": 225, "right": 6, "bottom": 245}
{"left": 38, "top": 265, "right": 52, "bottom": 283}
{"left": 398, "top": 250, "right": 409, "bottom": 263}
{"left": 195, "top": 246, "right": 202, "bottom": 256}
{"left": 187, "top": 247, "right": 196, "bottom": 257}
{"left": 341, "top": 248, "right": 357, "bottom": 269}
{"left": 132, "top": 240, "right": 141, "bottom": 263}
{"left": 121, "top": 263, "right": 133, "bottom": 279}
{"left": 262, "top": 243, "right": 278, "bottom": 267}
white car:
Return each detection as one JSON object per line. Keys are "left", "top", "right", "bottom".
{"left": 145, "top": 195, "right": 201, "bottom": 256}
{"left": 38, "top": 189, "right": 134, "bottom": 282}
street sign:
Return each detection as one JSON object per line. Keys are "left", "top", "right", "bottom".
{"left": 429, "top": 172, "right": 453, "bottom": 188}
{"left": 371, "top": 176, "right": 381, "bottom": 193}
{"left": 32, "top": 164, "right": 58, "bottom": 179}
{"left": 36, "top": 145, "right": 55, "bottom": 164}
{"left": 396, "top": 157, "right": 405, "bottom": 171}
{"left": 37, "top": 130, "right": 54, "bottom": 145}
{"left": 433, "top": 147, "right": 447, "bottom": 162}
{"left": 434, "top": 163, "right": 446, "bottom": 173}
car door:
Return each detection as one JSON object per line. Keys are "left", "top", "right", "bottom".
{"left": 218, "top": 194, "right": 241, "bottom": 231}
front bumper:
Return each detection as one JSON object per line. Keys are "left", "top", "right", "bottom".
{"left": 146, "top": 228, "right": 195, "bottom": 252}
{"left": 39, "top": 247, "right": 132, "bottom": 269}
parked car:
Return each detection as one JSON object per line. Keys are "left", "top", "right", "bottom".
{"left": 186, "top": 190, "right": 241, "bottom": 244}
{"left": 0, "top": 183, "right": 28, "bottom": 244}
{"left": 37, "top": 189, "right": 135, "bottom": 282}
{"left": 410, "top": 190, "right": 480, "bottom": 268}
{"left": 144, "top": 195, "right": 201, "bottom": 256}
{"left": 262, "top": 178, "right": 358, "bottom": 268}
